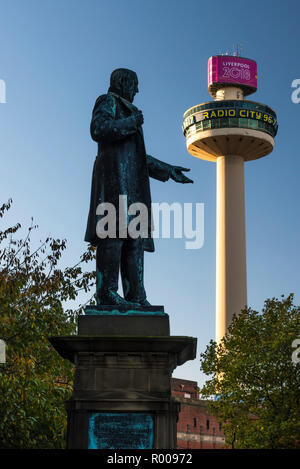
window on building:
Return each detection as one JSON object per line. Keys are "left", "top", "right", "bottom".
{"left": 203, "top": 120, "right": 210, "bottom": 130}
{"left": 249, "top": 119, "right": 258, "bottom": 129}
{"left": 239, "top": 117, "right": 248, "bottom": 127}
{"left": 219, "top": 423, "right": 222, "bottom": 431}
{"left": 206, "top": 419, "right": 210, "bottom": 430}
{"left": 193, "top": 418, "right": 197, "bottom": 428}
{"left": 229, "top": 117, "right": 238, "bottom": 127}
{"left": 211, "top": 119, "right": 220, "bottom": 129}
{"left": 184, "top": 392, "right": 191, "bottom": 398}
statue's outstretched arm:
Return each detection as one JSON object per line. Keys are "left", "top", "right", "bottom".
{"left": 90, "top": 94, "right": 140, "bottom": 143}
{"left": 147, "top": 154, "right": 193, "bottom": 184}
{"left": 146, "top": 154, "right": 172, "bottom": 182}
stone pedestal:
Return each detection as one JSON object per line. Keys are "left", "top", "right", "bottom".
{"left": 49, "top": 306, "right": 197, "bottom": 449}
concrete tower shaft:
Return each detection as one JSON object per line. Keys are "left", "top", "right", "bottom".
{"left": 216, "top": 154, "right": 247, "bottom": 341}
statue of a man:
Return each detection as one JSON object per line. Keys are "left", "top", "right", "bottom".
{"left": 85, "top": 68, "right": 193, "bottom": 306}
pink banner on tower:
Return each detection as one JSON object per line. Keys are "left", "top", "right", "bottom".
{"left": 208, "top": 56, "right": 257, "bottom": 89}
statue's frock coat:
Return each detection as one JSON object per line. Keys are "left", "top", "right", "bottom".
{"left": 85, "top": 92, "right": 171, "bottom": 251}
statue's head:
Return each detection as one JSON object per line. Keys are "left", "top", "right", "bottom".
{"left": 109, "top": 68, "right": 138, "bottom": 103}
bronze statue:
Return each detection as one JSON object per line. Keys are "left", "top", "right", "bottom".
{"left": 85, "top": 68, "right": 193, "bottom": 306}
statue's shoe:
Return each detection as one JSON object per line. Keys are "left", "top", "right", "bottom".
{"left": 136, "top": 298, "right": 152, "bottom": 307}
{"left": 99, "top": 290, "right": 139, "bottom": 307}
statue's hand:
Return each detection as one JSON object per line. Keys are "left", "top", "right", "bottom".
{"left": 133, "top": 110, "right": 144, "bottom": 127}
{"left": 170, "top": 166, "right": 194, "bottom": 184}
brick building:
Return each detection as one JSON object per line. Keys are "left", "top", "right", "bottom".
{"left": 171, "top": 377, "right": 226, "bottom": 449}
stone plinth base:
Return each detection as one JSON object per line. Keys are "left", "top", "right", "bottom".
{"left": 78, "top": 312, "right": 169, "bottom": 336}
{"left": 49, "top": 311, "right": 197, "bottom": 449}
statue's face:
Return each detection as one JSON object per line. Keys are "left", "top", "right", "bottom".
{"left": 121, "top": 75, "right": 139, "bottom": 103}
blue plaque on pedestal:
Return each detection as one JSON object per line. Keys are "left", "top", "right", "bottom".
{"left": 88, "top": 412, "right": 154, "bottom": 449}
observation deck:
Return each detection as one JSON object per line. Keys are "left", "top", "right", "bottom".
{"left": 183, "top": 100, "right": 278, "bottom": 162}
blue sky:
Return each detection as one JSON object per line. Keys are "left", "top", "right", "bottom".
{"left": 0, "top": 0, "right": 299, "bottom": 385}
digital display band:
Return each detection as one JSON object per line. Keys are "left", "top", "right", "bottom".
{"left": 183, "top": 107, "right": 278, "bottom": 133}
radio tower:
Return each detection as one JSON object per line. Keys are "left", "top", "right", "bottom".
{"left": 183, "top": 54, "right": 278, "bottom": 342}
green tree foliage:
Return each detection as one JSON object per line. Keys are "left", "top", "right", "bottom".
{"left": 200, "top": 295, "right": 300, "bottom": 449}
{"left": 0, "top": 200, "right": 96, "bottom": 448}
